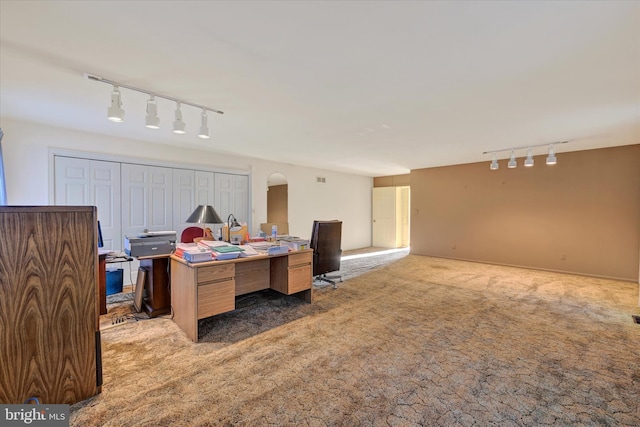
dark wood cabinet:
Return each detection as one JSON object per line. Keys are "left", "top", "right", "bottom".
{"left": 139, "top": 256, "right": 171, "bottom": 317}
{"left": 0, "top": 206, "right": 102, "bottom": 404}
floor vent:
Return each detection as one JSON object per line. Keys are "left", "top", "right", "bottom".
{"left": 633, "top": 315, "right": 640, "bottom": 325}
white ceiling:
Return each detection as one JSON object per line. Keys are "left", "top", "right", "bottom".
{"left": 1, "top": 1, "right": 638, "bottom": 177}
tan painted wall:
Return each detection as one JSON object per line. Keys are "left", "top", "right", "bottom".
{"left": 410, "top": 145, "right": 640, "bottom": 282}
{"left": 267, "top": 184, "right": 288, "bottom": 223}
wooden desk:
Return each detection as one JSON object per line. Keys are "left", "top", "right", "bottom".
{"left": 98, "top": 250, "right": 134, "bottom": 316}
{"left": 97, "top": 253, "right": 168, "bottom": 317}
{"left": 170, "top": 250, "right": 313, "bottom": 342}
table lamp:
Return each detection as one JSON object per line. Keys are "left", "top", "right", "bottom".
{"left": 227, "top": 214, "right": 241, "bottom": 243}
{"left": 185, "top": 205, "right": 224, "bottom": 239}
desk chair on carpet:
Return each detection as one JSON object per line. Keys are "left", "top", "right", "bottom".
{"left": 310, "top": 220, "right": 343, "bottom": 289}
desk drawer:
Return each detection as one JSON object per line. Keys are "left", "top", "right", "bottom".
{"left": 288, "top": 251, "right": 312, "bottom": 267}
{"left": 288, "top": 264, "right": 312, "bottom": 294}
{"left": 197, "top": 264, "right": 234, "bottom": 284}
{"left": 197, "top": 279, "right": 235, "bottom": 319}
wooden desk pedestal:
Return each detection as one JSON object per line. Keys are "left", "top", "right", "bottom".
{"left": 99, "top": 253, "right": 107, "bottom": 315}
{"left": 139, "top": 256, "right": 171, "bottom": 318}
{"left": 171, "top": 250, "right": 312, "bottom": 342}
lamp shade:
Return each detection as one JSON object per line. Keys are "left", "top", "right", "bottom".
{"left": 228, "top": 214, "right": 241, "bottom": 229}
{"left": 185, "top": 205, "right": 223, "bottom": 224}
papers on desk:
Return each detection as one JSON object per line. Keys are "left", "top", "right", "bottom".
{"left": 175, "top": 243, "right": 213, "bottom": 262}
{"left": 212, "top": 245, "right": 244, "bottom": 253}
{"left": 246, "top": 241, "right": 274, "bottom": 252}
{"left": 194, "top": 240, "right": 260, "bottom": 259}
{"left": 173, "top": 241, "right": 264, "bottom": 262}
{"left": 237, "top": 245, "right": 259, "bottom": 257}
{"left": 198, "top": 240, "right": 229, "bottom": 248}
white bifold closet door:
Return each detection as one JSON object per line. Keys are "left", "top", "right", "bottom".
{"left": 56, "top": 157, "right": 250, "bottom": 248}
{"left": 121, "top": 163, "right": 173, "bottom": 238}
{"left": 215, "top": 173, "right": 249, "bottom": 231}
{"left": 54, "top": 156, "right": 121, "bottom": 250}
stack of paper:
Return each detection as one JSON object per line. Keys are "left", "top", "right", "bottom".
{"left": 174, "top": 243, "right": 213, "bottom": 263}
{"left": 247, "top": 241, "right": 274, "bottom": 253}
{"left": 183, "top": 249, "right": 213, "bottom": 263}
{"left": 237, "top": 245, "right": 259, "bottom": 257}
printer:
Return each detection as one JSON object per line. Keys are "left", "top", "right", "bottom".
{"left": 124, "top": 231, "right": 176, "bottom": 257}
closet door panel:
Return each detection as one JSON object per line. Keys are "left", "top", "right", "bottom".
{"left": 121, "top": 163, "right": 149, "bottom": 236}
{"left": 195, "top": 171, "right": 215, "bottom": 206}
{"left": 54, "top": 157, "right": 122, "bottom": 251}
{"left": 54, "top": 156, "right": 91, "bottom": 205}
{"left": 215, "top": 173, "right": 232, "bottom": 221}
{"left": 91, "top": 160, "right": 121, "bottom": 250}
{"left": 215, "top": 173, "right": 249, "bottom": 235}
{"left": 148, "top": 166, "right": 173, "bottom": 231}
{"left": 173, "top": 169, "right": 195, "bottom": 240}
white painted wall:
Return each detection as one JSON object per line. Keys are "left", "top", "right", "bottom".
{"left": 0, "top": 118, "right": 372, "bottom": 250}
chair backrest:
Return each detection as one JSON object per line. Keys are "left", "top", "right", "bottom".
{"left": 181, "top": 226, "right": 204, "bottom": 243}
{"left": 309, "top": 220, "right": 342, "bottom": 276}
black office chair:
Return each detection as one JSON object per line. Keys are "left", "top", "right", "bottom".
{"left": 310, "top": 220, "right": 343, "bottom": 289}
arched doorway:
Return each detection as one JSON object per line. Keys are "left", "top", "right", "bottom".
{"left": 264, "top": 172, "right": 288, "bottom": 235}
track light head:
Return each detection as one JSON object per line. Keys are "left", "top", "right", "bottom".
{"left": 508, "top": 150, "right": 517, "bottom": 168}
{"left": 107, "top": 85, "right": 124, "bottom": 122}
{"left": 198, "top": 109, "right": 210, "bottom": 139}
{"left": 490, "top": 152, "right": 499, "bottom": 170}
{"left": 546, "top": 144, "right": 557, "bottom": 165}
{"left": 524, "top": 148, "right": 534, "bottom": 167}
{"left": 145, "top": 95, "right": 160, "bottom": 129}
{"left": 173, "top": 102, "right": 186, "bottom": 134}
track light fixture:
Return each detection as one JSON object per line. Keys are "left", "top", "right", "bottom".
{"left": 483, "top": 141, "right": 568, "bottom": 171}
{"left": 490, "top": 152, "right": 499, "bottom": 170}
{"left": 524, "top": 148, "right": 534, "bottom": 167}
{"left": 85, "top": 73, "right": 223, "bottom": 137}
{"left": 107, "top": 85, "right": 124, "bottom": 122}
{"left": 198, "top": 109, "right": 210, "bottom": 139}
{"left": 546, "top": 144, "right": 557, "bottom": 165}
{"left": 145, "top": 95, "right": 160, "bottom": 129}
{"left": 173, "top": 102, "right": 186, "bottom": 134}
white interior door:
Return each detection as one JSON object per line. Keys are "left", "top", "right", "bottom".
{"left": 372, "top": 187, "right": 397, "bottom": 248}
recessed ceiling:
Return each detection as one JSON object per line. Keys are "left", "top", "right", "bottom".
{"left": 1, "top": 1, "right": 638, "bottom": 176}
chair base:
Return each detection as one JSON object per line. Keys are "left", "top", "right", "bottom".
{"left": 314, "top": 274, "right": 343, "bottom": 289}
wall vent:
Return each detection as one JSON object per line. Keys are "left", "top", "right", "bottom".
{"left": 316, "top": 177, "right": 326, "bottom": 183}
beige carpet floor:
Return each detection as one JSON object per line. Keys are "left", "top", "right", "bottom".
{"left": 73, "top": 255, "right": 639, "bottom": 426}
